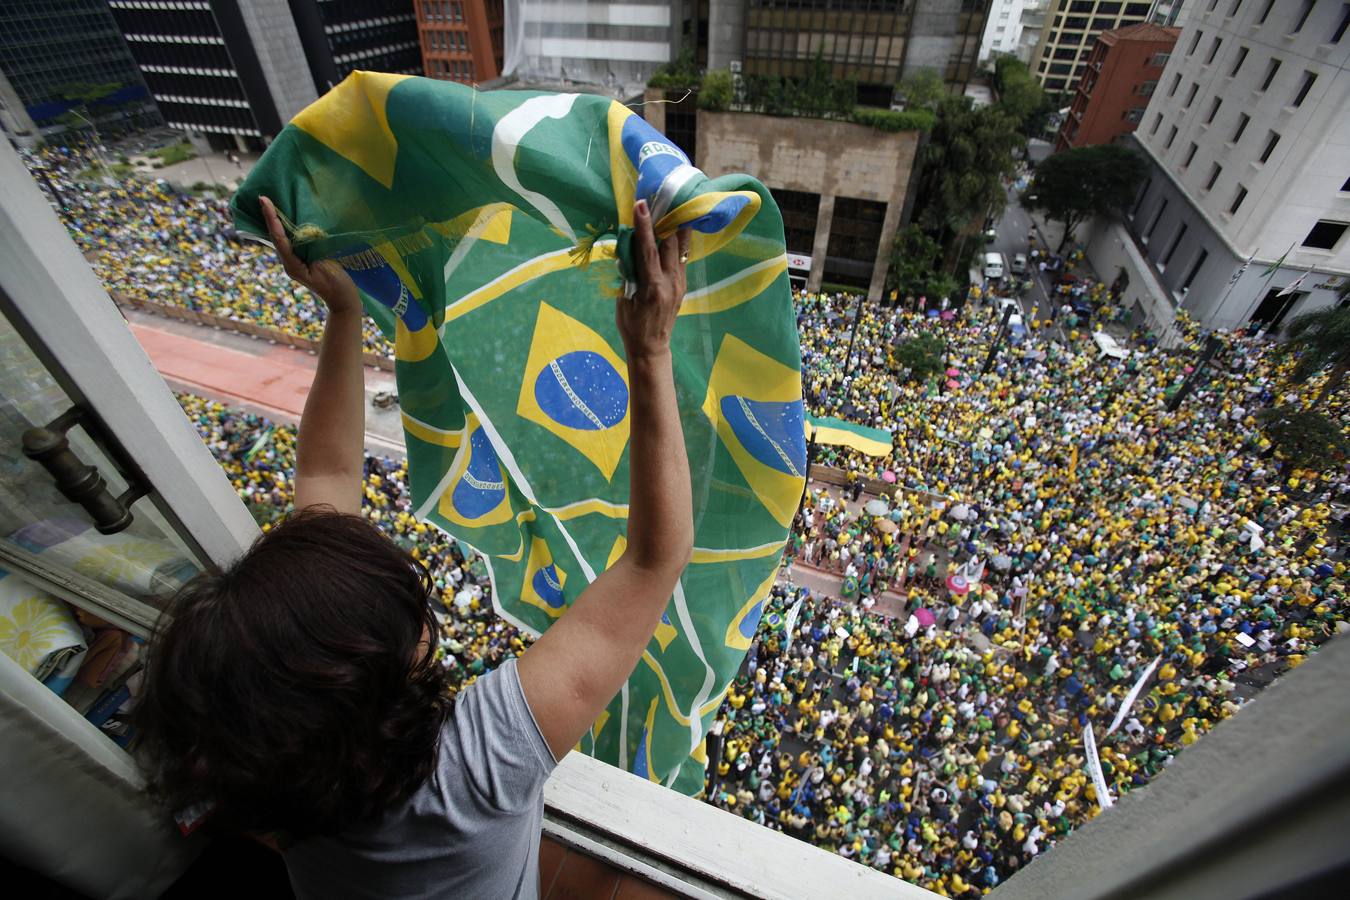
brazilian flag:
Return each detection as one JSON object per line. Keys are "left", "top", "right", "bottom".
{"left": 232, "top": 73, "right": 803, "bottom": 792}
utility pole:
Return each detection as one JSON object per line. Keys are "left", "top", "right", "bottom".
{"left": 981, "top": 303, "right": 1015, "bottom": 375}
{"left": 1166, "top": 334, "right": 1222, "bottom": 412}
{"left": 843, "top": 289, "right": 866, "bottom": 379}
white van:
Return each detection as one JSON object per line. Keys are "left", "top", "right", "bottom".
{"left": 983, "top": 251, "right": 1005, "bottom": 280}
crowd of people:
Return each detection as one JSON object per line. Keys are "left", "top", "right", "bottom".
{"left": 29, "top": 147, "right": 1350, "bottom": 895}
{"left": 24, "top": 146, "right": 395, "bottom": 356}
{"left": 706, "top": 289, "right": 1348, "bottom": 894}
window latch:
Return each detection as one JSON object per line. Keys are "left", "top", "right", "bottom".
{"left": 22, "top": 407, "right": 149, "bottom": 535}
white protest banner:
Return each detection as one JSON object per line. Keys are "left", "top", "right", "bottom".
{"left": 783, "top": 595, "right": 806, "bottom": 654}
{"left": 1235, "top": 632, "right": 1256, "bottom": 647}
{"left": 1083, "top": 724, "right": 1114, "bottom": 809}
{"left": 1106, "top": 655, "right": 1161, "bottom": 736}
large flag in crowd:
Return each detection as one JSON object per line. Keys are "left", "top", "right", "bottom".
{"left": 232, "top": 72, "right": 803, "bottom": 792}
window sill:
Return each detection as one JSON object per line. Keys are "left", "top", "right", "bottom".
{"left": 543, "top": 753, "right": 939, "bottom": 899}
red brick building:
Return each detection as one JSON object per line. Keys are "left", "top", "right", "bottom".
{"left": 416, "top": 0, "right": 504, "bottom": 84}
{"left": 1056, "top": 22, "right": 1180, "bottom": 152}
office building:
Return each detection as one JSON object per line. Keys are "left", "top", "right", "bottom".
{"left": 1148, "top": 0, "right": 1186, "bottom": 27}
{"left": 502, "top": 0, "right": 681, "bottom": 97}
{"left": 1055, "top": 22, "right": 1179, "bottom": 150}
{"left": 417, "top": 0, "right": 505, "bottom": 83}
{"left": 290, "top": 0, "right": 423, "bottom": 92}
{"left": 0, "top": 0, "right": 161, "bottom": 146}
{"left": 107, "top": 0, "right": 317, "bottom": 152}
{"left": 1029, "top": 0, "right": 1155, "bottom": 96}
{"left": 706, "top": 0, "right": 990, "bottom": 106}
{"left": 1085, "top": 0, "right": 1350, "bottom": 332}
{"left": 981, "top": 0, "right": 1030, "bottom": 63}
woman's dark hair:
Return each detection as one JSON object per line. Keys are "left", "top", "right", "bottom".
{"left": 135, "top": 507, "right": 450, "bottom": 838}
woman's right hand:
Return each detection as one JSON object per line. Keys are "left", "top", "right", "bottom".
{"left": 616, "top": 199, "right": 690, "bottom": 359}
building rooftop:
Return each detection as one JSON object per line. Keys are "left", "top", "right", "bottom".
{"left": 1100, "top": 22, "right": 1183, "bottom": 45}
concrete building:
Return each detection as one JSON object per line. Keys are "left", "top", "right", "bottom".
{"left": 417, "top": 0, "right": 505, "bottom": 83}
{"left": 705, "top": 0, "right": 990, "bottom": 106}
{"left": 1087, "top": 0, "right": 1350, "bottom": 334}
{"left": 288, "top": 0, "right": 423, "bottom": 92}
{"left": 645, "top": 96, "right": 922, "bottom": 300}
{"left": 1055, "top": 22, "right": 1179, "bottom": 150}
{"left": 0, "top": 0, "right": 161, "bottom": 147}
{"left": 501, "top": 0, "right": 684, "bottom": 98}
{"left": 1148, "top": 0, "right": 1186, "bottom": 27}
{"left": 107, "top": 0, "right": 318, "bottom": 152}
{"left": 980, "top": 0, "right": 1029, "bottom": 63}
{"left": 1030, "top": 0, "right": 1155, "bottom": 98}
{"left": 1015, "top": 1, "right": 1049, "bottom": 63}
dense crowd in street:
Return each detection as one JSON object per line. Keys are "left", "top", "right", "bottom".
{"left": 30, "top": 150, "right": 1350, "bottom": 895}
{"left": 23, "top": 146, "right": 395, "bottom": 355}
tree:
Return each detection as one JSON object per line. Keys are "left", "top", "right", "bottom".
{"left": 915, "top": 97, "right": 1023, "bottom": 261}
{"left": 1022, "top": 144, "right": 1147, "bottom": 252}
{"left": 893, "top": 334, "right": 947, "bottom": 383}
{"left": 1277, "top": 305, "right": 1350, "bottom": 407}
{"left": 896, "top": 68, "right": 945, "bottom": 112}
{"left": 887, "top": 224, "right": 942, "bottom": 297}
{"left": 992, "top": 56, "right": 1050, "bottom": 135}
{"left": 698, "top": 70, "right": 733, "bottom": 111}
{"left": 1257, "top": 406, "right": 1349, "bottom": 472}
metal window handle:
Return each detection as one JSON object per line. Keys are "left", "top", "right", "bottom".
{"left": 22, "top": 407, "right": 149, "bottom": 535}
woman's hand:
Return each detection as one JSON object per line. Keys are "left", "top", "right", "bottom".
{"left": 259, "top": 196, "right": 362, "bottom": 317}
{"left": 617, "top": 199, "right": 690, "bottom": 359}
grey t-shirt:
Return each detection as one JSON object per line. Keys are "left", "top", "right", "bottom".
{"left": 284, "top": 659, "right": 557, "bottom": 899}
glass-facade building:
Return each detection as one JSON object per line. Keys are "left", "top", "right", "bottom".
{"left": 291, "top": 0, "right": 423, "bottom": 92}
{"left": 0, "top": 0, "right": 161, "bottom": 143}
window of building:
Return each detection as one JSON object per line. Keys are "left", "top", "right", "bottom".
{"left": 1145, "top": 198, "right": 1169, "bottom": 239}
{"left": 771, "top": 189, "right": 821, "bottom": 255}
{"left": 1139, "top": 80, "right": 1157, "bottom": 96}
{"left": 1182, "top": 249, "right": 1208, "bottom": 290}
{"left": 1232, "top": 113, "right": 1250, "bottom": 143}
{"left": 1205, "top": 97, "right": 1222, "bottom": 124}
{"left": 1342, "top": 175, "right": 1350, "bottom": 192}
{"left": 1260, "top": 58, "right": 1281, "bottom": 91}
{"left": 1169, "top": 72, "right": 1182, "bottom": 96}
{"left": 1184, "top": 143, "right": 1198, "bottom": 167}
{"left": 1151, "top": 112, "right": 1164, "bottom": 135}
{"left": 1125, "top": 107, "right": 1144, "bottom": 123}
{"left": 1132, "top": 178, "right": 1153, "bottom": 216}
{"left": 1206, "top": 37, "right": 1223, "bottom": 64}
{"left": 1151, "top": 52, "right": 1172, "bottom": 67}
{"left": 1292, "top": 71, "right": 1317, "bottom": 107}
{"left": 1189, "top": 31, "right": 1204, "bottom": 55}
{"left": 1230, "top": 46, "right": 1248, "bottom": 76}
{"left": 1259, "top": 131, "right": 1281, "bottom": 163}
{"left": 1292, "top": 0, "right": 1314, "bottom": 33}
{"left": 1208, "top": 0, "right": 1219, "bottom": 10}
{"left": 1185, "top": 83, "right": 1199, "bottom": 107}
{"left": 826, "top": 196, "right": 888, "bottom": 274}
{"left": 1302, "top": 220, "right": 1349, "bottom": 249}
{"left": 1230, "top": 1, "right": 1244, "bottom": 17}
{"left": 1335, "top": 5, "right": 1350, "bottom": 43}
{"left": 1126, "top": 2, "right": 1151, "bottom": 14}
{"left": 1166, "top": 124, "right": 1179, "bottom": 148}
{"left": 1206, "top": 163, "right": 1222, "bottom": 190}
{"left": 1230, "top": 186, "right": 1248, "bottom": 214}
{"left": 1162, "top": 224, "right": 1188, "bottom": 266}
{"left": 1257, "top": 0, "right": 1276, "bottom": 25}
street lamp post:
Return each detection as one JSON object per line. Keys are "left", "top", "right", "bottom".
{"left": 1166, "top": 334, "right": 1222, "bottom": 412}
{"left": 843, "top": 289, "right": 866, "bottom": 379}
{"left": 981, "top": 303, "right": 1015, "bottom": 375}
{"left": 68, "top": 108, "right": 117, "bottom": 186}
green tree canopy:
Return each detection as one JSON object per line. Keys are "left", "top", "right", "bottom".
{"left": 893, "top": 334, "right": 947, "bottom": 383}
{"left": 1022, "top": 145, "right": 1147, "bottom": 251}
{"left": 915, "top": 97, "right": 1022, "bottom": 248}
{"left": 896, "top": 68, "right": 945, "bottom": 112}
{"left": 992, "top": 56, "right": 1049, "bottom": 134}
{"left": 1277, "top": 305, "right": 1350, "bottom": 407}
{"left": 1257, "top": 405, "right": 1349, "bottom": 471}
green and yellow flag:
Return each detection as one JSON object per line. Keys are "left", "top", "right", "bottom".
{"left": 232, "top": 72, "right": 803, "bottom": 791}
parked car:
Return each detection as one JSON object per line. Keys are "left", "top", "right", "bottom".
{"left": 1010, "top": 253, "right": 1028, "bottom": 276}
{"left": 983, "top": 251, "right": 1005, "bottom": 280}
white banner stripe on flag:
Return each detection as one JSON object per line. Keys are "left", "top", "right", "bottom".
{"left": 1083, "top": 724, "right": 1114, "bottom": 809}
{"left": 1107, "top": 654, "right": 1161, "bottom": 735}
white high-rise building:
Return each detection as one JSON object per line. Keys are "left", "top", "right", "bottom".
{"left": 1121, "top": 0, "right": 1350, "bottom": 331}
{"left": 502, "top": 0, "right": 680, "bottom": 98}
{"left": 980, "top": 0, "right": 1029, "bottom": 63}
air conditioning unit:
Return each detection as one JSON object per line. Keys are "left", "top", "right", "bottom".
{"left": 730, "top": 60, "right": 742, "bottom": 74}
